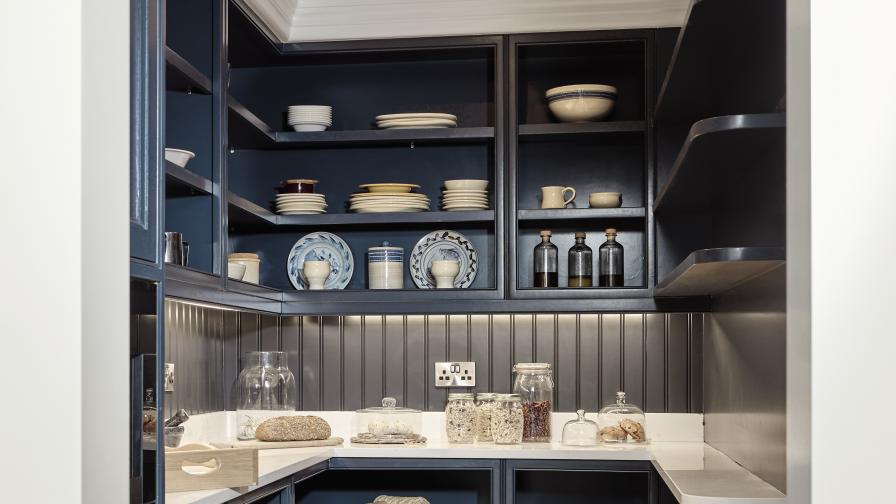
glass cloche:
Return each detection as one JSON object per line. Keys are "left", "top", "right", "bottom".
{"left": 351, "top": 397, "right": 425, "bottom": 444}
{"left": 561, "top": 409, "right": 599, "bottom": 446}
{"left": 597, "top": 391, "right": 647, "bottom": 443}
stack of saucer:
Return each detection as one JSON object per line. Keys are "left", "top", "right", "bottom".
{"left": 350, "top": 183, "right": 430, "bottom": 213}
{"left": 287, "top": 105, "right": 332, "bottom": 132}
{"left": 375, "top": 113, "right": 457, "bottom": 129}
{"left": 442, "top": 179, "right": 489, "bottom": 211}
{"left": 275, "top": 179, "right": 328, "bottom": 215}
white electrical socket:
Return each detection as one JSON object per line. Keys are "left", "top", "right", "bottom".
{"left": 435, "top": 361, "right": 476, "bottom": 387}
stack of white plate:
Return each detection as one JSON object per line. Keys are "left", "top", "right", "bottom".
{"left": 287, "top": 105, "right": 332, "bottom": 132}
{"left": 375, "top": 113, "right": 457, "bottom": 129}
{"left": 442, "top": 179, "right": 489, "bottom": 211}
{"left": 275, "top": 193, "right": 328, "bottom": 215}
{"left": 349, "top": 183, "right": 430, "bottom": 213}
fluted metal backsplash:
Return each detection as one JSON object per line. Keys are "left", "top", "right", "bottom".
{"left": 160, "top": 300, "right": 703, "bottom": 417}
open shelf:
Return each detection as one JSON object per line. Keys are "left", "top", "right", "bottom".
{"left": 276, "top": 210, "right": 495, "bottom": 227}
{"left": 655, "top": 247, "right": 785, "bottom": 297}
{"left": 227, "top": 191, "right": 277, "bottom": 225}
{"left": 165, "top": 47, "right": 211, "bottom": 94}
{"left": 165, "top": 161, "right": 213, "bottom": 197}
{"left": 654, "top": 113, "right": 785, "bottom": 213}
{"left": 518, "top": 120, "right": 644, "bottom": 140}
{"left": 655, "top": 0, "right": 785, "bottom": 123}
{"left": 228, "top": 96, "right": 277, "bottom": 149}
{"left": 274, "top": 127, "right": 494, "bottom": 147}
{"left": 518, "top": 207, "right": 645, "bottom": 222}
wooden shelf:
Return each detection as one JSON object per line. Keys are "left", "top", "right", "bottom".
{"left": 518, "top": 207, "right": 645, "bottom": 222}
{"left": 165, "top": 47, "right": 211, "bottom": 94}
{"left": 274, "top": 127, "right": 495, "bottom": 147}
{"left": 518, "top": 121, "right": 645, "bottom": 140}
{"left": 655, "top": 247, "right": 785, "bottom": 297}
{"left": 165, "top": 161, "right": 213, "bottom": 197}
{"left": 655, "top": 0, "right": 785, "bottom": 123}
{"left": 654, "top": 113, "right": 785, "bottom": 213}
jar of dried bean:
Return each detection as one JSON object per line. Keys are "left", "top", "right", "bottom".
{"left": 475, "top": 393, "right": 497, "bottom": 442}
{"left": 491, "top": 394, "right": 524, "bottom": 444}
{"left": 445, "top": 393, "right": 476, "bottom": 443}
{"left": 512, "top": 363, "right": 554, "bottom": 442}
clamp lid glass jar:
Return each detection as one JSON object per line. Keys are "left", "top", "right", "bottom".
{"left": 512, "top": 363, "right": 554, "bottom": 442}
{"left": 491, "top": 394, "right": 524, "bottom": 444}
{"left": 597, "top": 391, "right": 647, "bottom": 443}
{"left": 445, "top": 393, "right": 476, "bottom": 444}
{"left": 475, "top": 393, "right": 498, "bottom": 442}
{"left": 351, "top": 397, "right": 423, "bottom": 444}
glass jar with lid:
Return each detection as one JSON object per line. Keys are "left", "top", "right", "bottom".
{"left": 235, "top": 351, "right": 296, "bottom": 439}
{"left": 445, "top": 393, "right": 477, "bottom": 443}
{"left": 491, "top": 394, "right": 524, "bottom": 444}
{"left": 351, "top": 397, "right": 424, "bottom": 444}
{"left": 562, "top": 409, "right": 599, "bottom": 446}
{"left": 597, "top": 391, "right": 647, "bottom": 443}
{"left": 475, "top": 393, "right": 498, "bottom": 442}
{"left": 512, "top": 363, "right": 554, "bottom": 442}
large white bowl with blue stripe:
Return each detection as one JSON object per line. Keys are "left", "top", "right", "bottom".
{"left": 545, "top": 83, "right": 617, "bottom": 122}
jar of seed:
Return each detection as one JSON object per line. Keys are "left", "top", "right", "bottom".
{"left": 475, "top": 393, "right": 497, "bottom": 442}
{"left": 491, "top": 394, "right": 524, "bottom": 444}
{"left": 512, "top": 363, "right": 554, "bottom": 442}
{"left": 445, "top": 392, "right": 476, "bottom": 443}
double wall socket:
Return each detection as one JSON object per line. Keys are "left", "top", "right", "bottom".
{"left": 435, "top": 362, "right": 475, "bottom": 387}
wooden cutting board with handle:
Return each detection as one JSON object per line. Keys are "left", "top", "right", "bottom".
{"left": 211, "top": 436, "right": 343, "bottom": 449}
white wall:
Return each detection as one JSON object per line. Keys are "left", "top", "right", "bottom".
{"left": 0, "top": 0, "right": 129, "bottom": 502}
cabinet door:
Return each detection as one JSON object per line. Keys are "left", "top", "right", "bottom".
{"left": 130, "top": 0, "right": 163, "bottom": 265}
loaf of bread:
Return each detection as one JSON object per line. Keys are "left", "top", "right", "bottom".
{"left": 254, "top": 415, "right": 331, "bottom": 441}
{"left": 372, "top": 496, "right": 431, "bottom": 504}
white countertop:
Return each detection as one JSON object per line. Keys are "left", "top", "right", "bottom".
{"left": 166, "top": 412, "right": 784, "bottom": 504}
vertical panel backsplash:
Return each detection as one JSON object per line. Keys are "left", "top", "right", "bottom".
{"left": 163, "top": 300, "right": 704, "bottom": 413}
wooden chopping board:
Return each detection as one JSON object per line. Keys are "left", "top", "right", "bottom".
{"left": 211, "top": 436, "right": 343, "bottom": 449}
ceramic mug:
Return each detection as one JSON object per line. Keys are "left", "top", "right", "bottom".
{"left": 303, "top": 260, "right": 331, "bottom": 290}
{"left": 541, "top": 186, "right": 576, "bottom": 209}
{"left": 431, "top": 260, "right": 460, "bottom": 289}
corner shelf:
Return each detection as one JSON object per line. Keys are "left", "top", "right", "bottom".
{"left": 274, "top": 127, "right": 495, "bottom": 147}
{"left": 518, "top": 121, "right": 645, "bottom": 140}
{"left": 653, "top": 113, "right": 785, "bottom": 213}
{"left": 654, "top": 0, "right": 785, "bottom": 123}
{"left": 227, "top": 192, "right": 277, "bottom": 226}
{"left": 227, "top": 96, "right": 277, "bottom": 149}
{"left": 165, "top": 47, "right": 211, "bottom": 94}
{"left": 165, "top": 161, "right": 213, "bottom": 197}
{"left": 655, "top": 247, "right": 785, "bottom": 297}
{"left": 518, "top": 207, "right": 645, "bottom": 222}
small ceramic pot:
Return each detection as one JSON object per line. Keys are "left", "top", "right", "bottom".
{"left": 431, "top": 260, "right": 460, "bottom": 289}
{"left": 588, "top": 192, "right": 622, "bottom": 208}
{"left": 228, "top": 253, "right": 260, "bottom": 284}
{"left": 368, "top": 243, "right": 404, "bottom": 289}
{"left": 303, "top": 260, "right": 331, "bottom": 290}
{"left": 280, "top": 178, "right": 319, "bottom": 194}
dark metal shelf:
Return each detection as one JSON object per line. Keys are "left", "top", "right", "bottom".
{"left": 518, "top": 207, "right": 646, "bottom": 222}
{"left": 655, "top": 247, "right": 785, "bottom": 297}
{"left": 165, "top": 264, "right": 282, "bottom": 312}
{"left": 165, "top": 47, "right": 212, "bottom": 94}
{"left": 274, "top": 127, "right": 495, "bottom": 147}
{"left": 653, "top": 113, "right": 785, "bottom": 213}
{"left": 227, "top": 96, "right": 277, "bottom": 149}
{"left": 165, "top": 161, "right": 214, "bottom": 197}
{"left": 277, "top": 210, "right": 495, "bottom": 227}
{"left": 227, "top": 192, "right": 277, "bottom": 226}
{"left": 654, "top": 0, "right": 785, "bottom": 123}
{"left": 518, "top": 121, "right": 645, "bottom": 140}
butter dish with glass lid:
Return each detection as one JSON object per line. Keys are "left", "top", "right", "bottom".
{"left": 351, "top": 397, "right": 426, "bottom": 444}
{"left": 597, "top": 391, "right": 648, "bottom": 443}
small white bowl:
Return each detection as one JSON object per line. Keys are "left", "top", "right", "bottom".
{"left": 444, "top": 179, "right": 489, "bottom": 191}
{"left": 548, "top": 96, "right": 615, "bottom": 122}
{"left": 164, "top": 148, "right": 195, "bottom": 168}
{"left": 588, "top": 192, "right": 622, "bottom": 208}
{"left": 227, "top": 262, "right": 247, "bottom": 280}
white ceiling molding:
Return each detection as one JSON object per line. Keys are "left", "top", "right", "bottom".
{"left": 236, "top": 0, "right": 689, "bottom": 44}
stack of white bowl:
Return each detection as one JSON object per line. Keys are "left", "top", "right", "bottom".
{"left": 350, "top": 183, "right": 430, "bottom": 213}
{"left": 442, "top": 179, "right": 489, "bottom": 211}
{"left": 375, "top": 113, "right": 457, "bottom": 129}
{"left": 545, "top": 84, "right": 617, "bottom": 122}
{"left": 287, "top": 105, "right": 332, "bottom": 132}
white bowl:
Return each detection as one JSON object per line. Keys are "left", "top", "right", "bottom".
{"left": 288, "top": 105, "right": 331, "bottom": 111}
{"left": 545, "top": 83, "right": 617, "bottom": 98}
{"left": 588, "top": 192, "right": 622, "bottom": 208}
{"left": 227, "top": 262, "right": 247, "bottom": 280}
{"left": 164, "top": 148, "right": 195, "bottom": 168}
{"left": 292, "top": 124, "right": 329, "bottom": 132}
{"left": 548, "top": 95, "right": 615, "bottom": 122}
{"left": 444, "top": 179, "right": 489, "bottom": 191}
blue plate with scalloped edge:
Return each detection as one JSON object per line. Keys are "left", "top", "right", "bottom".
{"left": 286, "top": 232, "right": 354, "bottom": 290}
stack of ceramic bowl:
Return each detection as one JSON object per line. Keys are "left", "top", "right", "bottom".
{"left": 545, "top": 84, "right": 617, "bottom": 122}
{"left": 442, "top": 179, "right": 489, "bottom": 211}
{"left": 228, "top": 252, "right": 260, "bottom": 284}
{"left": 375, "top": 113, "right": 457, "bottom": 129}
{"left": 287, "top": 105, "right": 332, "bottom": 132}
{"left": 275, "top": 179, "right": 327, "bottom": 214}
{"left": 349, "top": 183, "right": 430, "bottom": 213}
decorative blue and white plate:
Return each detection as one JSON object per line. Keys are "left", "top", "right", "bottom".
{"left": 286, "top": 232, "right": 354, "bottom": 290}
{"left": 410, "top": 230, "right": 478, "bottom": 289}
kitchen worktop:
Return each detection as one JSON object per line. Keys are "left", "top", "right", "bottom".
{"left": 165, "top": 412, "right": 785, "bottom": 504}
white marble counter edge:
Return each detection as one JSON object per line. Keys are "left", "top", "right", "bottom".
{"left": 166, "top": 442, "right": 784, "bottom": 504}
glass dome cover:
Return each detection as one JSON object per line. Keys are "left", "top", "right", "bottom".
{"left": 597, "top": 391, "right": 647, "bottom": 443}
{"left": 351, "top": 397, "right": 424, "bottom": 444}
{"left": 561, "top": 409, "right": 599, "bottom": 446}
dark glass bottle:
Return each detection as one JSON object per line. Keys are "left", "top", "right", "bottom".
{"left": 567, "top": 232, "right": 593, "bottom": 287}
{"left": 598, "top": 228, "right": 624, "bottom": 287}
{"left": 533, "top": 230, "right": 558, "bottom": 287}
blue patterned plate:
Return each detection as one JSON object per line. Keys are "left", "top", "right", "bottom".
{"left": 409, "top": 230, "right": 478, "bottom": 289}
{"left": 286, "top": 232, "right": 354, "bottom": 290}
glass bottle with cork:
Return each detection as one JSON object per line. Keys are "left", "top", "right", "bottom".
{"left": 567, "top": 232, "right": 593, "bottom": 287}
{"left": 598, "top": 228, "right": 624, "bottom": 287}
{"left": 533, "top": 230, "right": 558, "bottom": 287}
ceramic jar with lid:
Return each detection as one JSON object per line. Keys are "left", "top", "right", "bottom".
{"left": 445, "top": 393, "right": 476, "bottom": 443}
{"left": 368, "top": 242, "right": 403, "bottom": 289}
{"left": 279, "top": 178, "right": 318, "bottom": 194}
{"left": 513, "top": 363, "right": 554, "bottom": 441}
{"left": 598, "top": 391, "right": 647, "bottom": 443}
{"left": 228, "top": 252, "right": 260, "bottom": 284}
{"left": 491, "top": 394, "right": 524, "bottom": 444}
